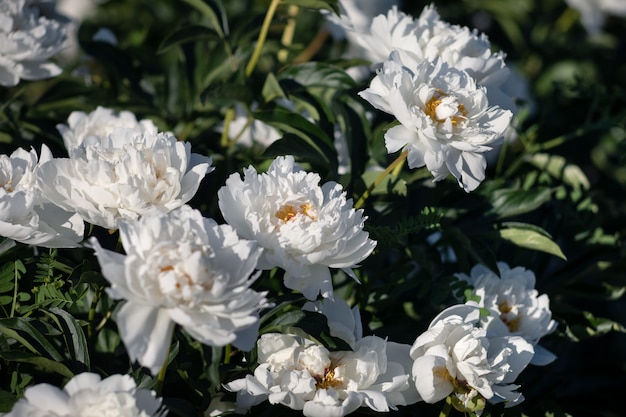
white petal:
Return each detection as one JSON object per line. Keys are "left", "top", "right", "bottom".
{"left": 115, "top": 302, "right": 174, "bottom": 375}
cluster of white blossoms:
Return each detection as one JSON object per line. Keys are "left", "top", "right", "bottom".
{"left": 5, "top": 372, "right": 166, "bottom": 417}
{"left": 0, "top": 145, "right": 84, "bottom": 247}
{"left": 224, "top": 279, "right": 549, "bottom": 416}
{"left": 90, "top": 205, "right": 270, "bottom": 375}
{"left": 37, "top": 107, "right": 212, "bottom": 230}
{"left": 0, "top": 0, "right": 68, "bottom": 86}
{"left": 410, "top": 304, "right": 535, "bottom": 411}
{"left": 347, "top": 4, "right": 514, "bottom": 111}
{"left": 218, "top": 155, "right": 376, "bottom": 300}
{"left": 225, "top": 332, "right": 419, "bottom": 417}
{"left": 456, "top": 262, "right": 558, "bottom": 365}
{"left": 348, "top": 4, "right": 517, "bottom": 191}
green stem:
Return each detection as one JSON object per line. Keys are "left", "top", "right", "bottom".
{"left": 155, "top": 327, "right": 175, "bottom": 396}
{"left": 87, "top": 286, "right": 104, "bottom": 341}
{"left": 278, "top": 5, "right": 299, "bottom": 63}
{"left": 245, "top": 0, "right": 281, "bottom": 78}
{"left": 220, "top": 107, "right": 236, "bottom": 148}
{"left": 224, "top": 344, "right": 232, "bottom": 365}
{"left": 354, "top": 150, "right": 408, "bottom": 209}
{"left": 10, "top": 256, "right": 19, "bottom": 318}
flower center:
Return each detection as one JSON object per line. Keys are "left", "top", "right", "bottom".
{"left": 434, "top": 365, "right": 472, "bottom": 395}
{"left": 1, "top": 179, "right": 13, "bottom": 193}
{"left": 315, "top": 366, "right": 343, "bottom": 390}
{"left": 275, "top": 202, "right": 317, "bottom": 223}
{"left": 153, "top": 245, "right": 217, "bottom": 307}
{"left": 498, "top": 300, "right": 522, "bottom": 332}
{"left": 423, "top": 89, "right": 467, "bottom": 126}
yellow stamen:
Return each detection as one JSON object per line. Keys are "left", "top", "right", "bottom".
{"left": 498, "top": 301, "right": 522, "bottom": 332}
{"left": 316, "top": 367, "right": 343, "bottom": 389}
{"left": 423, "top": 90, "right": 467, "bottom": 126}
{"left": 275, "top": 203, "right": 317, "bottom": 222}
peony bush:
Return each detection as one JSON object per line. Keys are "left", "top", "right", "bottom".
{"left": 0, "top": 1, "right": 624, "bottom": 417}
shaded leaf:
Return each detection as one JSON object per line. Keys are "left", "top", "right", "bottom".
{"left": 158, "top": 25, "right": 221, "bottom": 54}
{"left": 489, "top": 186, "right": 553, "bottom": 218}
{"left": 0, "top": 351, "right": 73, "bottom": 378}
{"left": 361, "top": 169, "right": 407, "bottom": 197}
{"left": 180, "top": 0, "right": 227, "bottom": 38}
{"left": 279, "top": 62, "right": 355, "bottom": 91}
{"left": 261, "top": 72, "right": 286, "bottom": 103}
{"left": 42, "top": 308, "right": 90, "bottom": 369}
{"left": 0, "top": 318, "right": 64, "bottom": 361}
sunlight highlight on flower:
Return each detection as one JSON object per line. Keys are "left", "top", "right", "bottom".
{"left": 359, "top": 52, "right": 512, "bottom": 191}
{"left": 218, "top": 155, "right": 376, "bottom": 300}
{"left": 37, "top": 124, "right": 212, "bottom": 229}
{"left": 90, "top": 206, "right": 269, "bottom": 374}
{"left": 409, "top": 304, "right": 535, "bottom": 410}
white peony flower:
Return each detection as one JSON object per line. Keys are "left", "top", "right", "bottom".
{"left": 323, "top": 0, "right": 401, "bottom": 81}
{"left": 217, "top": 155, "right": 376, "bottom": 300}
{"left": 0, "top": 0, "right": 68, "bottom": 86}
{"left": 456, "top": 262, "right": 558, "bottom": 365}
{"left": 302, "top": 297, "right": 363, "bottom": 349}
{"left": 37, "top": 127, "right": 212, "bottom": 229}
{"left": 57, "top": 106, "right": 159, "bottom": 151}
{"left": 359, "top": 52, "right": 512, "bottom": 192}
{"left": 410, "top": 304, "right": 534, "bottom": 410}
{"left": 90, "top": 206, "right": 269, "bottom": 374}
{"left": 566, "top": 0, "right": 626, "bottom": 35}
{"left": 5, "top": 372, "right": 166, "bottom": 417}
{"left": 225, "top": 333, "right": 418, "bottom": 416}
{"left": 342, "top": 4, "right": 514, "bottom": 111}
{"left": 0, "top": 145, "right": 84, "bottom": 247}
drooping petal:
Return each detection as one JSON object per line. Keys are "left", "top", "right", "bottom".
{"left": 115, "top": 302, "right": 174, "bottom": 375}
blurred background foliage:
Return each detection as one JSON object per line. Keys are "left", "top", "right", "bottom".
{"left": 0, "top": 0, "right": 625, "bottom": 416}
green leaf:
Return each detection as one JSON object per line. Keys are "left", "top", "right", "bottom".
{"left": 262, "top": 309, "right": 351, "bottom": 351}
{"left": 202, "top": 82, "right": 253, "bottom": 105}
{"left": 0, "top": 351, "right": 74, "bottom": 378}
{"left": 279, "top": 62, "right": 355, "bottom": 91}
{"left": 180, "top": 0, "right": 227, "bottom": 38}
{"left": 582, "top": 311, "right": 626, "bottom": 335}
{"left": 158, "top": 25, "right": 221, "bottom": 54}
{"left": 256, "top": 107, "right": 337, "bottom": 174}
{"left": 489, "top": 186, "right": 553, "bottom": 218}
{"left": 0, "top": 318, "right": 64, "bottom": 361}
{"left": 262, "top": 134, "right": 332, "bottom": 175}
{"left": 527, "top": 153, "right": 590, "bottom": 190}
{"left": 0, "top": 389, "right": 16, "bottom": 413}
{"left": 281, "top": 0, "right": 340, "bottom": 13}
{"left": 254, "top": 108, "right": 333, "bottom": 148}
{"left": 499, "top": 223, "right": 567, "bottom": 260}
{"left": 261, "top": 72, "right": 286, "bottom": 103}
{"left": 361, "top": 170, "right": 407, "bottom": 197}
{"left": 42, "top": 308, "right": 90, "bottom": 369}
